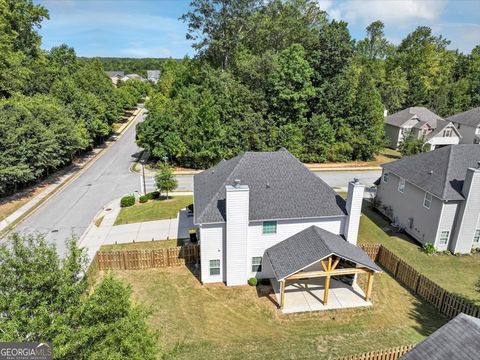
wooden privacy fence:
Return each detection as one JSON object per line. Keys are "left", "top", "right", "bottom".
{"left": 96, "top": 244, "right": 200, "bottom": 270}
{"left": 334, "top": 345, "right": 414, "bottom": 360}
{"left": 376, "top": 246, "right": 480, "bottom": 319}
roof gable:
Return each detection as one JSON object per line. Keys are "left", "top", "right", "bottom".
{"left": 194, "top": 150, "right": 347, "bottom": 224}
{"left": 382, "top": 145, "right": 480, "bottom": 201}
{"left": 265, "top": 226, "right": 382, "bottom": 280}
{"left": 448, "top": 107, "right": 480, "bottom": 127}
{"left": 385, "top": 107, "right": 442, "bottom": 128}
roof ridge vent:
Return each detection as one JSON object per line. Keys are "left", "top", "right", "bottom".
{"left": 429, "top": 170, "right": 433, "bottom": 175}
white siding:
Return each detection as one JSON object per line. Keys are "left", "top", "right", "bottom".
{"left": 345, "top": 181, "right": 365, "bottom": 245}
{"left": 434, "top": 202, "right": 459, "bottom": 251}
{"left": 225, "top": 185, "right": 249, "bottom": 285}
{"left": 451, "top": 168, "right": 480, "bottom": 253}
{"left": 247, "top": 217, "right": 345, "bottom": 279}
{"left": 199, "top": 224, "right": 225, "bottom": 283}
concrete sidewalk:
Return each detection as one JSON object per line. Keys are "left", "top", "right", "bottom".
{"left": 79, "top": 198, "right": 193, "bottom": 263}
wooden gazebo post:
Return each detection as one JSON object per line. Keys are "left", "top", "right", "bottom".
{"left": 365, "top": 272, "right": 374, "bottom": 301}
{"left": 280, "top": 280, "right": 286, "bottom": 309}
{"left": 323, "top": 257, "right": 332, "bottom": 305}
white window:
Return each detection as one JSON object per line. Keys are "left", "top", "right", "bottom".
{"left": 423, "top": 192, "right": 432, "bottom": 209}
{"left": 383, "top": 172, "right": 389, "bottom": 183}
{"left": 252, "top": 257, "right": 262, "bottom": 272}
{"left": 209, "top": 259, "right": 220, "bottom": 276}
{"left": 443, "top": 128, "right": 452, "bottom": 137}
{"left": 439, "top": 231, "right": 450, "bottom": 245}
{"left": 262, "top": 221, "right": 277, "bottom": 234}
{"left": 473, "top": 230, "right": 480, "bottom": 244}
{"left": 476, "top": 126, "right": 480, "bottom": 135}
{"left": 398, "top": 178, "right": 405, "bottom": 193}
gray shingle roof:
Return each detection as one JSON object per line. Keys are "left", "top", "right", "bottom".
{"left": 265, "top": 226, "right": 382, "bottom": 280}
{"left": 193, "top": 149, "right": 347, "bottom": 224}
{"left": 400, "top": 313, "right": 480, "bottom": 360}
{"left": 424, "top": 119, "right": 458, "bottom": 140}
{"left": 385, "top": 107, "right": 442, "bottom": 128}
{"left": 448, "top": 107, "right": 480, "bottom": 127}
{"left": 106, "top": 70, "right": 124, "bottom": 77}
{"left": 382, "top": 145, "right": 480, "bottom": 201}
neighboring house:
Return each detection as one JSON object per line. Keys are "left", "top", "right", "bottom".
{"left": 384, "top": 107, "right": 461, "bottom": 150}
{"left": 120, "top": 73, "right": 147, "bottom": 82}
{"left": 105, "top": 71, "right": 125, "bottom": 86}
{"left": 193, "top": 149, "right": 382, "bottom": 312}
{"left": 376, "top": 145, "right": 480, "bottom": 254}
{"left": 448, "top": 107, "right": 480, "bottom": 144}
{"left": 146, "top": 70, "right": 160, "bottom": 84}
{"left": 400, "top": 313, "right": 480, "bottom": 360}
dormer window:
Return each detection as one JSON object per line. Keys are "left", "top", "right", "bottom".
{"left": 443, "top": 128, "right": 452, "bottom": 137}
{"left": 262, "top": 221, "right": 277, "bottom": 234}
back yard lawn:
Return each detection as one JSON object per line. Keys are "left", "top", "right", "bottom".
{"left": 359, "top": 203, "right": 480, "bottom": 304}
{"left": 112, "top": 267, "right": 446, "bottom": 360}
{"left": 114, "top": 195, "right": 193, "bottom": 225}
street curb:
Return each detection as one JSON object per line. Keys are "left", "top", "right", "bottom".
{"left": 0, "top": 108, "right": 145, "bottom": 238}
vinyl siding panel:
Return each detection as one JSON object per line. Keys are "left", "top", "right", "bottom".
{"left": 377, "top": 171, "right": 443, "bottom": 245}
{"left": 454, "top": 123, "right": 477, "bottom": 144}
{"left": 385, "top": 124, "right": 401, "bottom": 149}
{"left": 435, "top": 202, "right": 459, "bottom": 251}
{"left": 199, "top": 224, "right": 225, "bottom": 283}
{"left": 247, "top": 217, "right": 345, "bottom": 278}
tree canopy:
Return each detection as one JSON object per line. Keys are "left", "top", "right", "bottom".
{"left": 137, "top": 0, "right": 479, "bottom": 169}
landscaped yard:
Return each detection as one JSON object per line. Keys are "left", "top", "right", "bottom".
{"left": 114, "top": 195, "right": 193, "bottom": 225}
{"left": 358, "top": 203, "right": 480, "bottom": 304}
{"left": 110, "top": 266, "right": 446, "bottom": 360}
{"left": 307, "top": 148, "right": 401, "bottom": 169}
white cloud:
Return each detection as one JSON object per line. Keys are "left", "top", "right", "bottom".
{"left": 320, "top": 0, "right": 448, "bottom": 26}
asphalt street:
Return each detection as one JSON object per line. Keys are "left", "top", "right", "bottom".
{"left": 14, "top": 113, "right": 146, "bottom": 255}
{"left": 173, "top": 169, "right": 382, "bottom": 192}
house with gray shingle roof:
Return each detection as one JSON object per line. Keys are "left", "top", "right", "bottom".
{"left": 376, "top": 144, "right": 480, "bottom": 253}
{"left": 400, "top": 313, "right": 480, "bottom": 360}
{"left": 448, "top": 107, "right": 480, "bottom": 144}
{"left": 384, "top": 107, "right": 460, "bottom": 150}
{"left": 193, "top": 149, "right": 381, "bottom": 312}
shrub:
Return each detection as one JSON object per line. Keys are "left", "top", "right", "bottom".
{"left": 423, "top": 243, "right": 437, "bottom": 254}
{"left": 120, "top": 195, "right": 135, "bottom": 207}
{"left": 146, "top": 191, "right": 159, "bottom": 200}
{"left": 247, "top": 277, "right": 258, "bottom": 286}
{"left": 139, "top": 195, "right": 148, "bottom": 203}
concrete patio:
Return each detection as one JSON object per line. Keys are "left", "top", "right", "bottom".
{"left": 272, "top": 277, "right": 371, "bottom": 314}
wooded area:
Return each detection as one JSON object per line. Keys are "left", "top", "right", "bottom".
{"left": 136, "top": 0, "right": 480, "bottom": 168}
{"left": 0, "top": 0, "right": 151, "bottom": 196}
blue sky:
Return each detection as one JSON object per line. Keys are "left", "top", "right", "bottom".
{"left": 37, "top": 0, "right": 480, "bottom": 58}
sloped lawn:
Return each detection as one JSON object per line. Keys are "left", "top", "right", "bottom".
{"left": 358, "top": 203, "right": 480, "bottom": 304}
{"left": 112, "top": 267, "right": 446, "bottom": 360}
{"left": 114, "top": 195, "right": 193, "bottom": 225}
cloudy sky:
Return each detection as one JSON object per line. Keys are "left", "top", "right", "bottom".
{"left": 37, "top": 0, "right": 480, "bottom": 58}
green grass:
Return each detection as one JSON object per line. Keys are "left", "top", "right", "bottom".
{"left": 100, "top": 239, "right": 184, "bottom": 251}
{"left": 359, "top": 203, "right": 480, "bottom": 304}
{"left": 114, "top": 196, "right": 193, "bottom": 226}
{"left": 111, "top": 266, "right": 446, "bottom": 360}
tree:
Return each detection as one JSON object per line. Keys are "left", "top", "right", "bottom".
{"left": 398, "top": 133, "right": 428, "bottom": 156}
{"left": 155, "top": 163, "right": 178, "bottom": 199}
{"left": 180, "top": 0, "right": 259, "bottom": 69}
{"left": 356, "top": 21, "right": 393, "bottom": 60}
{"left": 0, "top": 233, "right": 157, "bottom": 359}
{"left": 381, "top": 66, "right": 408, "bottom": 112}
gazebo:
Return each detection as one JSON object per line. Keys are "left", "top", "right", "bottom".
{"left": 265, "top": 226, "right": 382, "bottom": 313}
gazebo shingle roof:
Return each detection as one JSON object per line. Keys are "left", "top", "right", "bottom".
{"left": 265, "top": 226, "right": 382, "bottom": 281}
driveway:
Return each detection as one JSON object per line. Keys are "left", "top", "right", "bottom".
{"left": 14, "top": 112, "right": 146, "bottom": 255}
